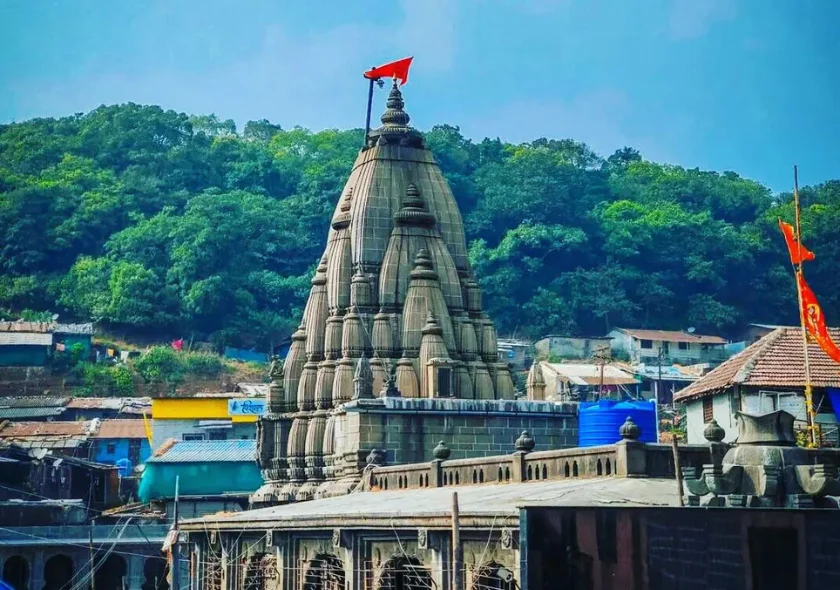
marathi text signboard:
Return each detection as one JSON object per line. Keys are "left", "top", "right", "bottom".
{"left": 228, "top": 399, "right": 266, "bottom": 417}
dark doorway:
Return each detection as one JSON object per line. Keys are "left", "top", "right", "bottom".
{"left": 2, "top": 556, "right": 29, "bottom": 590}
{"left": 93, "top": 554, "right": 127, "bottom": 590}
{"left": 142, "top": 557, "right": 169, "bottom": 590}
{"left": 43, "top": 555, "right": 74, "bottom": 590}
{"left": 377, "top": 556, "right": 431, "bottom": 590}
{"left": 748, "top": 527, "right": 798, "bottom": 590}
{"left": 302, "top": 554, "right": 345, "bottom": 590}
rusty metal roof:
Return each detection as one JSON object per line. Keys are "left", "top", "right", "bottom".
{"left": 674, "top": 327, "right": 840, "bottom": 402}
{"left": 0, "top": 420, "right": 95, "bottom": 437}
{"left": 616, "top": 328, "right": 727, "bottom": 345}
{"left": 0, "top": 321, "right": 53, "bottom": 333}
{"left": 92, "top": 419, "right": 147, "bottom": 439}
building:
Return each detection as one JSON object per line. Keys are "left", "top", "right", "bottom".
{"left": 90, "top": 419, "right": 151, "bottom": 467}
{"left": 53, "top": 323, "right": 94, "bottom": 357}
{"left": 63, "top": 396, "right": 152, "bottom": 421}
{"left": 739, "top": 323, "right": 784, "bottom": 345}
{"left": 533, "top": 335, "right": 611, "bottom": 361}
{"left": 674, "top": 327, "right": 840, "bottom": 445}
{"left": 180, "top": 410, "right": 840, "bottom": 590}
{"left": 0, "top": 321, "right": 53, "bottom": 367}
{"left": 0, "top": 396, "right": 70, "bottom": 421}
{"left": 0, "top": 442, "right": 178, "bottom": 590}
{"left": 150, "top": 392, "right": 264, "bottom": 447}
{"left": 526, "top": 361, "right": 639, "bottom": 401}
{"left": 496, "top": 338, "right": 531, "bottom": 371}
{"left": 631, "top": 363, "right": 707, "bottom": 405}
{"left": 0, "top": 420, "right": 99, "bottom": 457}
{"left": 608, "top": 328, "right": 729, "bottom": 365}
{"left": 252, "top": 82, "right": 571, "bottom": 508}
{"left": 137, "top": 439, "right": 261, "bottom": 515}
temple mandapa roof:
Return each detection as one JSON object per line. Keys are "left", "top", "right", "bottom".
{"left": 674, "top": 327, "right": 840, "bottom": 402}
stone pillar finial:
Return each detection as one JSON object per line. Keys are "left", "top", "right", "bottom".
{"left": 703, "top": 419, "right": 725, "bottom": 443}
{"left": 619, "top": 416, "right": 640, "bottom": 440}
{"left": 432, "top": 441, "right": 451, "bottom": 460}
{"left": 515, "top": 430, "right": 536, "bottom": 453}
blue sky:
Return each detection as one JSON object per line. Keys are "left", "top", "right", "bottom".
{"left": 1, "top": 0, "right": 838, "bottom": 191}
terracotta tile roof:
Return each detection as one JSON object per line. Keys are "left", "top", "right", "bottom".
{"left": 0, "top": 420, "right": 95, "bottom": 438}
{"left": 674, "top": 327, "right": 840, "bottom": 402}
{"left": 617, "top": 328, "right": 727, "bottom": 345}
{"left": 93, "top": 419, "right": 147, "bottom": 439}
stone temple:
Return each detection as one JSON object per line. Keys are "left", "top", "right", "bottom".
{"left": 253, "top": 82, "right": 577, "bottom": 505}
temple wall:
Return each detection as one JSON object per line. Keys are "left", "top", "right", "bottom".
{"left": 333, "top": 398, "right": 578, "bottom": 466}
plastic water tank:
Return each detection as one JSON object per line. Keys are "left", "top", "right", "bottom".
{"left": 579, "top": 399, "right": 657, "bottom": 446}
{"left": 116, "top": 457, "right": 133, "bottom": 478}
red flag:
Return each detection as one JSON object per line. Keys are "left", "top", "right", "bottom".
{"left": 778, "top": 219, "right": 815, "bottom": 265}
{"left": 364, "top": 57, "right": 413, "bottom": 85}
{"left": 171, "top": 339, "right": 184, "bottom": 351}
{"left": 797, "top": 272, "right": 840, "bottom": 364}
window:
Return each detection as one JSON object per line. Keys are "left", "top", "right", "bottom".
{"left": 702, "top": 397, "right": 714, "bottom": 424}
{"left": 640, "top": 339, "right": 653, "bottom": 349}
{"left": 208, "top": 431, "right": 227, "bottom": 441}
{"left": 678, "top": 342, "right": 689, "bottom": 350}
{"left": 182, "top": 433, "right": 205, "bottom": 441}
{"left": 106, "top": 443, "right": 116, "bottom": 455}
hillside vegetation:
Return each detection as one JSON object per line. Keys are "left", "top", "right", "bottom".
{"left": 2, "top": 104, "right": 839, "bottom": 349}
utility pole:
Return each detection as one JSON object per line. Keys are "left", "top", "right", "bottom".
{"left": 171, "top": 475, "right": 181, "bottom": 590}
{"left": 89, "top": 520, "right": 96, "bottom": 590}
{"left": 451, "top": 492, "right": 463, "bottom": 590}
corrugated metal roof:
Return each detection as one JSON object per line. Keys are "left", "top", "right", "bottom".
{"left": 5, "top": 436, "right": 87, "bottom": 450}
{"left": 0, "top": 420, "right": 95, "bottom": 437}
{"left": 54, "top": 323, "right": 94, "bottom": 335}
{"left": 234, "top": 383, "right": 269, "bottom": 397}
{"left": 67, "top": 397, "right": 128, "bottom": 410}
{"left": 93, "top": 419, "right": 147, "bottom": 439}
{"left": 616, "top": 328, "right": 727, "bottom": 345}
{"left": 0, "top": 397, "right": 70, "bottom": 408}
{"left": 0, "top": 333, "right": 53, "bottom": 346}
{"left": 0, "top": 407, "right": 67, "bottom": 420}
{"left": 147, "top": 439, "right": 256, "bottom": 464}
{"left": 542, "top": 363, "right": 638, "bottom": 386}
{"left": 0, "top": 322, "right": 53, "bottom": 333}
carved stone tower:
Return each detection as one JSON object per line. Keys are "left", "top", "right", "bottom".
{"left": 253, "top": 82, "right": 515, "bottom": 505}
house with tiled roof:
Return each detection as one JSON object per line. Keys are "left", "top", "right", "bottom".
{"left": 674, "top": 327, "right": 840, "bottom": 444}
{"left": 609, "top": 327, "right": 729, "bottom": 366}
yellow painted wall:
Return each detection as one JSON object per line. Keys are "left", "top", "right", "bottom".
{"left": 151, "top": 398, "right": 258, "bottom": 422}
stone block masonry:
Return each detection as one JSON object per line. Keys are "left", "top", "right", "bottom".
{"left": 334, "top": 397, "right": 578, "bottom": 467}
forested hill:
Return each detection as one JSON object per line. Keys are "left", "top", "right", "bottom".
{"left": 2, "top": 104, "right": 839, "bottom": 350}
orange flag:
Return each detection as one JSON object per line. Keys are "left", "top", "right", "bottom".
{"left": 364, "top": 57, "right": 413, "bottom": 85}
{"left": 779, "top": 219, "right": 815, "bottom": 265}
{"left": 797, "top": 272, "right": 840, "bottom": 363}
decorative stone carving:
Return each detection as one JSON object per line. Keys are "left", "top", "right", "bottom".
{"left": 501, "top": 527, "right": 514, "bottom": 549}
{"left": 703, "top": 419, "right": 726, "bottom": 443}
{"left": 332, "top": 529, "right": 341, "bottom": 548}
{"left": 619, "top": 416, "right": 640, "bottom": 440}
{"left": 366, "top": 448, "right": 386, "bottom": 467}
{"left": 433, "top": 441, "right": 451, "bottom": 460}
{"left": 515, "top": 430, "right": 536, "bottom": 453}
{"left": 417, "top": 528, "right": 428, "bottom": 549}
{"left": 682, "top": 410, "right": 840, "bottom": 509}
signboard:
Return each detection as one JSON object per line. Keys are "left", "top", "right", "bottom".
{"left": 227, "top": 398, "right": 266, "bottom": 417}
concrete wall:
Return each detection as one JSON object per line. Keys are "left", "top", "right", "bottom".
{"left": 151, "top": 419, "right": 256, "bottom": 448}
{"left": 685, "top": 393, "right": 740, "bottom": 444}
{"left": 535, "top": 337, "right": 610, "bottom": 360}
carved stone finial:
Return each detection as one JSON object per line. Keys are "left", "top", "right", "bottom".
{"left": 410, "top": 249, "right": 438, "bottom": 281}
{"left": 515, "top": 430, "right": 536, "bottom": 453}
{"left": 703, "top": 419, "right": 726, "bottom": 443}
{"left": 381, "top": 81, "right": 410, "bottom": 127}
{"left": 619, "top": 416, "right": 640, "bottom": 440}
{"left": 394, "top": 183, "right": 435, "bottom": 227}
{"left": 421, "top": 311, "right": 443, "bottom": 337}
{"left": 432, "top": 441, "right": 451, "bottom": 460}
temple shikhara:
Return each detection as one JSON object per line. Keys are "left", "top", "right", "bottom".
{"left": 252, "top": 82, "right": 542, "bottom": 506}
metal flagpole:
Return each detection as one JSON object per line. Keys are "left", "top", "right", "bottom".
{"left": 364, "top": 73, "right": 375, "bottom": 146}
{"left": 793, "top": 165, "right": 818, "bottom": 447}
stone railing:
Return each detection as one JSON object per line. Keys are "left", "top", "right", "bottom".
{"left": 367, "top": 417, "right": 711, "bottom": 492}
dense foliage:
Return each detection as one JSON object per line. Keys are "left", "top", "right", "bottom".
{"left": 2, "top": 104, "right": 838, "bottom": 348}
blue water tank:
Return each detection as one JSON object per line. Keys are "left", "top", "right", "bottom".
{"left": 579, "top": 399, "right": 658, "bottom": 446}
{"left": 116, "top": 458, "right": 133, "bottom": 478}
